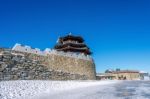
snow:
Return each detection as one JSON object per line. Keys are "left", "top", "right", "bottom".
{"left": 1, "top": 80, "right": 150, "bottom": 99}
{"left": 0, "top": 80, "right": 118, "bottom": 99}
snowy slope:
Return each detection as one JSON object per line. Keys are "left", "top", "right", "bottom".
{"left": 0, "top": 80, "right": 118, "bottom": 99}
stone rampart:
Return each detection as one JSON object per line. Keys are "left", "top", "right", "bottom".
{"left": 0, "top": 48, "right": 96, "bottom": 80}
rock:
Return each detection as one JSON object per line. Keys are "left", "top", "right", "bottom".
{"left": 0, "top": 64, "right": 7, "bottom": 71}
{"left": 3, "top": 75, "right": 12, "bottom": 80}
{"left": 20, "top": 59, "right": 25, "bottom": 63}
{"left": 12, "top": 75, "right": 18, "bottom": 80}
{"left": 3, "top": 55, "right": 11, "bottom": 59}
{"left": 7, "top": 64, "right": 15, "bottom": 68}
{"left": 12, "top": 56, "right": 20, "bottom": 61}
{"left": 2, "top": 58, "right": 8, "bottom": 62}
{"left": 0, "top": 55, "right": 3, "bottom": 60}
{"left": 21, "top": 72, "right": 28, "bottom": 77}
{"left": 11, "top": 68, "right": 18, "bottom": 71}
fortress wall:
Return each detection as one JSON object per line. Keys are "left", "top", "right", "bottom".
{"left": 25, "top": 51, "right": 96, "bottom": 80}
{"left": 45, "top": 54, "right": 96, "bottom": 79}
{"left": 0, "top": 49, "right": 96, "bottom": 80}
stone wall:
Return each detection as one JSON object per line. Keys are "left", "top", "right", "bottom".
{"left": 0, "top": 48, "right": 96, "bottom": 80}
{"left": 45, "top": 54, "right": 96, "bottom": 79}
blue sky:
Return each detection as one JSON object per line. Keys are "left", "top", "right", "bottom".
{"left": 0, "top": 0, "right": 150, "bottom": 73}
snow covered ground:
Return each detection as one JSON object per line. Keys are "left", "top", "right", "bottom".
{"left": 1, "top": 80, "right": 150, "bottom": 99}
{"left": 35, "top": 80, "right": 150, "bottom": 99}
{"left": 0, "top": 80, "right": 118, "bottom": 99}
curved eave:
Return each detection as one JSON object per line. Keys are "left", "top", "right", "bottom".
{"left": 56, "top": 47, "right": 92, "bottom": 55}
{"left": 54, "top": 43, "right": 88, "bottom": 49}
{"left": 59, "top": 35, "right": 84, "bottom": 42}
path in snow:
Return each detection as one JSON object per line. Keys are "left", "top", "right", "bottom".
{"left": 35, "top": 81, "right": 150, "bottom": 99}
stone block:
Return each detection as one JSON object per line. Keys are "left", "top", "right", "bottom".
{"left": 19, "top": 59, "right": 25, "bottom": 63}
{"left": 0, "top": 64, "right": 7, "bottom": 71}
{"left": 0, "top": 55, "right": 3, "bottom": 60}
{"left": 7, "top": 64, "right": 15, "bottom": 68}
{"left": 12, "top": 75, "right": 19, "bottom": 80}
{"left": 11, "top": 68, "right": 18, "bottom": 71}
{"left": 3, "top": 75, "right": 12, "bottom": 80}
{"left": 12, "top": 56, "right": 20, "bottom": 61}
{"left": 2, "top": 58, "right": 8, "bottom": 62}
{"left": 3, "top": 55, "right": 11, "bottom": 59}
